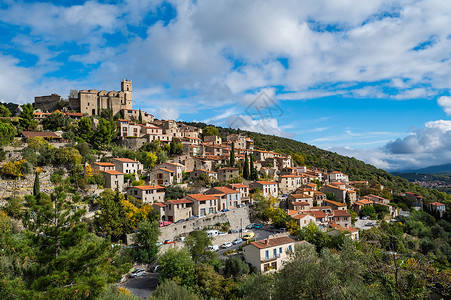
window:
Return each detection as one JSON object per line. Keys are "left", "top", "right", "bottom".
{"left": 273, "top": 249, "right": 277, "bottom": 258}
{"left": 265, "top": 250, "right": 269, "bottom": 260}
{"left": 288, "top": 245, "right": 292, "bottom": 252}
{"left": 279, "top": 247, "right": 282, "bottom": 254}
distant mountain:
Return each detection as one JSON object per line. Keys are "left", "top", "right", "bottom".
{"left": 396, "top": 163, "right": 451, "bottom": 174}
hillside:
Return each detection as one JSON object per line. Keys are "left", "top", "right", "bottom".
{"left": 397, "top": 163, "right": 451, "bottom": 174}
{"left": 184, "top": 121, "right": 451, "bottom": 206}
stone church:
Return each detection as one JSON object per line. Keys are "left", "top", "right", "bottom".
{"left": 35, "top": 80, "right": 133, "bottom": 116}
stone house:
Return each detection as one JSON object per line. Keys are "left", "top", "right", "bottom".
{"left": 164, "top": 199, "right": 194, "bottom": 222}
{"left": 126, "top": 185, "right": 165, "bottom": 204}
{"left": 112, "top": 158, "right": 142, "bottom": 174}
{"left": 217, "top": 167, "right": 239, "bottom": 181}
{"left": 149, "top": 168, "right": 175, "bottom": 186}
{"left": 185, "top": 194, "right": 218, "bottom": 216}
{"left": 102, "top": 170, "right": 124, "bottom": 191}
{"left": 252, "top": 181, "right": 279, "bottom": 198}
{"left": 154, "top": 162, "right": 185, "bottom": 184}
{"left": 205, "top": 186, "right": 241, "bottom": 210}
{"left": 227, "top": 183, "right": 250, "bottom": 203}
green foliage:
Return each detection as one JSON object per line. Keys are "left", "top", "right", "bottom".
{"left": 359, "top": 205, "right": 376, "bottom": 219}
{"left": 243, "top": 153, "right": 249, "bottom": 180}
{"left": 0, "top": 104, "right": 12, "bottom": 117}
{"left": 132, "top": 219, "right": 161, "bottom": 264}
{"left": 19, "top": 103, "right": 38, "bottom": 131}
{"left": 194, "top": 263, "right": 238, "bottom": 299}
{"left": 157, "top": 151, "right": 168, "bottom": 164}
{"left": 202, "top": 125, "right": 219, "bottom": 137}
{"left": 159, "top": 248, "right": 195, "bottom": 287}
{"left": 95, "top": 189, "right": 130, "bottom": 239}
{"left": 151, "top": 280, "right": 200, "bottom": 300}
{"left": 77, "top": 117, "right": 94, "bottom": 142}
{"left": 33, "top": 171, "right": 40, "bottom": 197}
{"left": 165, "top": 185, "right": 186, "bottom": 200}
{"left": 0, "top": 122, "right": 16, "bottom": 145}
{"left": 169, "top": 140, "right": 183, "bottom": 157}
{"left": 92, "top": 118, "right": 116, "bottom": 149}
{"left": 185, "top": 230, "right": 214, "bottom": 263}
{"left": 297, "top": 222, "right": 332, "bottom": 252}
{"left": 224, "top": 255, "right": 250, "bottom": 278}
{"left": 42, "top": 112, "right": 70, "bottom": 131}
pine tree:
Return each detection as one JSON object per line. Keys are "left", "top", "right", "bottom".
{"left": 230, "top": 142, "right": 235, "bottom": 167}
{"left": 243, "top": 153, "right": 249, "bottom": 180}
{"left": 138, "top": 109, "right": 143, "bottom": 124}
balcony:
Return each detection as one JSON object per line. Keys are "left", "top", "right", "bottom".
{"left": 261, "top": 253, "right": 281, "bottom": 262}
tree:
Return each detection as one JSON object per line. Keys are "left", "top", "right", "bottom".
{"left": 1, "top": 159, "right": 27, "bottom": 178}
{"left": 77, "top": 117, "right": 94, "bottom": 142}
{"left": 159, "top": 248, "right": 195, "bottom": 287}
{"left": 0, "top": 104, "right": 12, "bottom": 117}
{"left": 249, "top": 154, "right": 257, "bottom": 180}
{"left": 68, "top": 89, "right": 78, "bottom": 99}
{"left": 202, "top": 125, "right": 219, "bottom": 137}
{"left": 224, "top": 256, "right": 250, "bottom": 278}
{"left": 27, "top": 136, "right": 48, "bottom": 150}
{"left": 92, "top": 118, "right": 116, "bottom": 149}
{"left": 144, "top": 152, "right": 157, "bottom": 169}
{"left": 230, "top": 142, "right": 235, "bottom": 167}
{"left": 42, "top": 112, "right": 69, "bottom": 131}
{"left": 19, "top": 103, "right": 38, "bottom": 131}
{"left": 360, "top": 205, "right": 376, "bottom": 219}
{"left": 138, "top": 109, "right": 143, "bottom": 124}
{"left": 165, "top": 185, "right": 186, "bottom": 200}
{"left": 151, "top": 280, "right": 199, "bottom": 300}
{"left": 95, "top": 189, "right": 130, "bottom": 240}
{"left": 133, "top": 219, "right": 161, "bottom": 264}
{"left": 185, "top": 230, "right": 213, "bottom": 263}
{"left": 33, "top": 169, "right": 40, "bottom": 198}
{"left": 243, "top": 153, "right": 249, "bottom": 180}
{"left": 0, "top": 122, "right": 16, "bottom": 145}
{"left": 157, "top": 150, "right": 168, "bottom": 164}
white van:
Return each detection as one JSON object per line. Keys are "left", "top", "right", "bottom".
{"left": 208, "top": 245, "right": 219, "bottom": 251}
{"left": 206, "top": 230, "right": 219, "bottom": 237}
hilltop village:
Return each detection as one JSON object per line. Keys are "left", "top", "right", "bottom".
{"left": 0, "top": 81, "right": 450, "bottom": 299}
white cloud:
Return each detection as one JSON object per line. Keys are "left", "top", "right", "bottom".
{"left": 226, "top": 115, "right": 293, "bottom": 138}
{"left": 158, "top": 107, "right": 180, "bottom": 120}
{"left": 438, "top": 96, "right": 451, "bottom": 115}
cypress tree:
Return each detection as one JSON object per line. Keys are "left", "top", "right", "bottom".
{"left": 138, "top": 109, "right": 143, "bottom": 124}
{"left": 230, "top": 142, "right": 235, "bottom": 167}
{"left": 243, "top": 153, "right": 249, "bottom": 180}
{"left": 250, "top": 154, "right": 257, "bottom": 180}
{"left": 33, "top": 170, "right": 40, "bottom": 198}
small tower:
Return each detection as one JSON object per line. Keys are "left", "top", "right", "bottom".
{"left": 121, "top": 79, "right": 132, "bottom": 109}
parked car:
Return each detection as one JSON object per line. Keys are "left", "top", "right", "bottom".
{"left": 221, "top": 209, "right": 230, "bottom": 212}
{"left": 232, "top": 238, "right": 243, "bottom": 245}
{"left": 208, "top": 245, "right": 220, "bottom": 251}
{"left": 155, "top": 242, "right": 162, "bottom": 246}
{"left": 175, "top": 219, "right": 186, "bottom": 223}
{"left": 187, "top": 216, "right": 196, "bottom": 221}
{"left": 221, "top": 242, "right": 233, "bottom": 248}
{"left": 254, "top": 223, "right": 263, "bottom": 229}
{"left": 164, "top": 239, "right": 176, "bottom": 244}
{"left": 246, "top": 223, "right": 255, "bottom": 229}
{"left": 239, "top": 228, "right": 249, "bottom": 233}
{"left": 219, "top": 231, "right": 227, "bottom": 236}
{"left": 130, "top": 269, "right": 146, "bottom": 278}
{"left": 362, "top": 216, "right": 369, "bottom": 220}
{"left": 243, "top": 232, "right": 255, "bottom": 240}
{"left": 365, "top": 222, "right": 375, "bottom": 226}
{"left": 228, "top": 229, "right": 238, "bottom": 234}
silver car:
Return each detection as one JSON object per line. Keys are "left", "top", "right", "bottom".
{"left": 130, "top": 269, "right": 146, "bottom": 278}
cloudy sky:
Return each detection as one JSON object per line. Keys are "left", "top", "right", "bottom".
{"left": 1, "top": 0, "right": 451, "bottom": 171}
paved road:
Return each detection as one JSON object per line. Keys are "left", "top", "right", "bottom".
{"left": 354, "top": 219, "right": 379, "bottom": 230}
{"left": 216, "top": 227, "right": 276, "bottom": 256}
{"left": 121, "top": 273, "right": 159, "bottom": 299}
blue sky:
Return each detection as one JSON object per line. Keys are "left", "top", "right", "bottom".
{"left": 1, "top": 0, "right": 451, "bottom": 171}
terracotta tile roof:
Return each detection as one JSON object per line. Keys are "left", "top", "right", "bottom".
{"left": 256, "top": 180, "right": 277, "bottom": 185}
{"left": 287, "top": 209, "right": 300, "bottom": 216}
{"left": 166, "top": 198, "right": 194, "bottom": 204}
{"left": 153, "top": 203, "right": 166, "bottom": 207}
{"left": 132, "top": 185, "right": 165, "bottom": 190}
{"left": 333, "top": 210, "right": 351, "bottom": 217}
{"left": 156, "top": 168, "right": 175, "bottom": 173}
{"left": 112, "top": 158, "right": 138, "bottom": 163}
{"left": 292, "top": 201, "right": 310, "bottom": 206}
{"left": 249, "top": 236, "right": 295, "bottom": 249}
{"left": 324, "top": 199, "right": 347, "bottom": 207}
{"left": 307, "top": 211, "right": 326, "bottom": 218}
{"left": 292, "top": 213, "right": 311, "bottom": 220}
{"left": 218, "top": 167, "right": 239, "bottom": 171}
{"left": 93, "top": 162, "right": 115, "bottom": 166}
{"left": 355, "top": 199, "right": 373, "bottom": 205}
{"left": 213, "top": 186, "right": 239, "bottom": 194}
{"left": 103, "top": 170, "right": 123, "bottom": 175}
{"left": 228, "top": 183, "right": 249, "bottom": 188}
{"left": 430, "top": 202, "right": 445, "bottom": 206}
{"left": 186, "top": 194, "right": 218, "bottom": 201}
